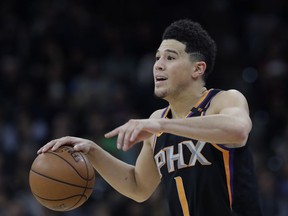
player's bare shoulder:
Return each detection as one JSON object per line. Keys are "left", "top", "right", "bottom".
{"left": 207, "top": 89, "right": 249, "bottom": 115}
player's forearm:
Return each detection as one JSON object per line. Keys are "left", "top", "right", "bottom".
{"left": 85, "top": 145, "right": 143, "bottom": 201}
{"left": 159, "top": 114, "right": 251, "bottom": 146}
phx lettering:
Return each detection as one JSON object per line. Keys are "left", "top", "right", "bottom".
{"left": 154, "top": 140, "right": 211, "bottom": 178}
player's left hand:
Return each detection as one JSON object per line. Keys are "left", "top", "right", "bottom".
{"left": 105, "top": 119, "right": 161, "bottom": 151}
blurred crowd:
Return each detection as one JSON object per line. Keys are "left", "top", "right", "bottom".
{"left": 0, "top": 0, "right": 288, "bottom": 215}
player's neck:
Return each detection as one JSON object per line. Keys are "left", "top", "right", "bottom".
{"left": 169, "top": 86, "right": 208, "bottom": 119}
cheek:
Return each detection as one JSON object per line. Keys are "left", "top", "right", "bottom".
{"left": 170, "top": 65, "right": 192, "bottom": 81}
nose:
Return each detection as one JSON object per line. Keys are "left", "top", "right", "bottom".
{"left": 154, "top": 59, "right": 165, "bottom": 71}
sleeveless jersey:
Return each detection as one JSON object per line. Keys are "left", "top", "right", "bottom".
{"left": 153, "top": 89, "right": 262, "bottom": 216}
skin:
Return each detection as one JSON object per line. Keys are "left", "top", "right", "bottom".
{"left": 38, "top": 39, "right": 252, "bottom": 202}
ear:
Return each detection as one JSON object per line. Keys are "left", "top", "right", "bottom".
{"left": 192, "top": 61, "right": 206, "bottom": 78}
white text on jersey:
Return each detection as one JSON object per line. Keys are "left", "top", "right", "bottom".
{"left": 154, "top": 140, "right": 212, "bottom": 178}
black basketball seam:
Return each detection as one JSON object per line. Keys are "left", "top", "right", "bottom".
{"left": 46, "top": 151, "right": 93, "bottom": 181}
{"left": 30, "top": 169, "right": 94, "bottom": 189}
{"left": 30, "top": 148, "right": 95, "bottom": 210}
{"left": 71, "top": 152, "right": 93, "bottom": 209}
{"left": 32, "top": 192, "right": 89, "bottom": 211}
{"left": 32, "top": 192, "right": 89, "bottom": 201}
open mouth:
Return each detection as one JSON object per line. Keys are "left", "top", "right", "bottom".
{"left": 155, "top": 76, "right": 168, "bottom": 82}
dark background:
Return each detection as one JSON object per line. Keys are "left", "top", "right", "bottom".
{"left": 0, "top": 0, "right": 288, "bottom": 215}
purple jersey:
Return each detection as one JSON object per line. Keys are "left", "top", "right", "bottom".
{"left": 153, "top": 89, "right": 262, "bottom": 216}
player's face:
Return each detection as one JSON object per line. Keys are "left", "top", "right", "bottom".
{"left": 153, "top": 39, "right": 195, "bottom": 100}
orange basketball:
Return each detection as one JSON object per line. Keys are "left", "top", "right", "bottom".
{"left": 29, "top": 145, "right": 95, "bottom": 211}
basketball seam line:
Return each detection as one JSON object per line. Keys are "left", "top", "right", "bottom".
{"left": 46, "top": 151, "right": 94, "bottom": 181}
{"left": 30, "top": 169, "right": 94, "bottom": 189}
{"left": 32, "top": 192, "right": 88, "bottom": 201}
{"left": 73, "top": 152, "right": 91, "bottom": 209}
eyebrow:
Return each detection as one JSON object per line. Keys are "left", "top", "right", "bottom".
{"left": 156, "top": 49, "right": 179, "bottom": 55}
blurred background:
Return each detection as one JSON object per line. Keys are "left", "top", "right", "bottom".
{"left": 0, "top": 0, "right": 288, "bottom": 215}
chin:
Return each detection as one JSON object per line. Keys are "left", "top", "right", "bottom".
{"left": 154, "top": 90, "right": 166, "bottom": 99}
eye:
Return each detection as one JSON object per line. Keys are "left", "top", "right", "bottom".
{"left": 167, "top": 55, "right": 175, "bottom": 60}
{"left": 155, "top": 56, "right": 160, "bottom": 61}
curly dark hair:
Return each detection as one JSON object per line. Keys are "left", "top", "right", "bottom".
{"left": 162, "top": 19, "right": 216, "bottom": 80}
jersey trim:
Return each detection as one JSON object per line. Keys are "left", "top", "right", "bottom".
{"left": 174, "top": 176, "right": 190, "bottom": 216}
{"left": 161, "top": 89, "right": 213, "bottom": 119}
{"left": 152, "top": 135, "right": 157, "bottom": 152}
{"left": 157, "top": 89, "right": 214, "bottom": 138}
{"left": 211, "top": 143, "right": 234, "bottom": 209}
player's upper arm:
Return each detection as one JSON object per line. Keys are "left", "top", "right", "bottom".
{"left": 217, "top": 89, "right": 250, "bottom": 116}
{"left": 212, "top": 89, "right": 252, "bottom": 146}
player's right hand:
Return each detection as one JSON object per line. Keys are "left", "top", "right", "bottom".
{"left": 37, "top": 136, "right": 96, "bottom": 155}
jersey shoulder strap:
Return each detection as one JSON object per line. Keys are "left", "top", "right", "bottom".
{"left": 161, "top": 88, "right": 222, "bottom": 118}
{"left": 190, "top": 88, "right": 222, "bottom": 116}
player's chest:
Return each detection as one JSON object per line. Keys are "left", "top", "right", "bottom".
{"left": 153, "top": 134, "right": 222, "bottom": 177}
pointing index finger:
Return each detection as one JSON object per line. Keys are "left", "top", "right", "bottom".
{"left": 104, "top": 127, "right": 120, "bottom": 138}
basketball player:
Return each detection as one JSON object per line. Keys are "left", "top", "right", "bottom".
{"left": 38, "top": 19, "right": 263, "bottom": 215}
